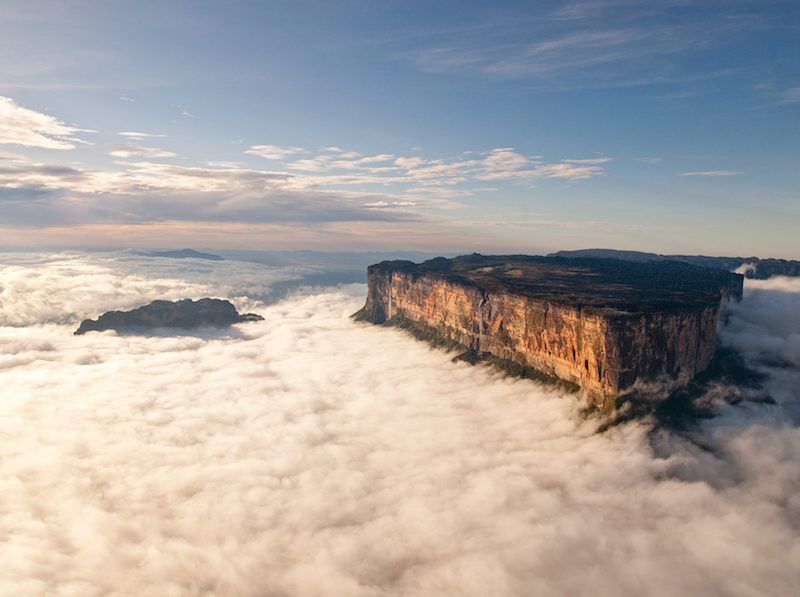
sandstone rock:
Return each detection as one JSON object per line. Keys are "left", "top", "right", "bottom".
{"left": 354, "top": 254, "right": 743, "bottom": 410}
{"left": 75, "top": 298, "right": 263, "bottom": 335}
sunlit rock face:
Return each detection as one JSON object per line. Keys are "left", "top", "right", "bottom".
{"left": 75, "top": 298, "right": 263, "bottom": 335}
{"left": 355, "top": 254, "right": 744, "bottom": 409}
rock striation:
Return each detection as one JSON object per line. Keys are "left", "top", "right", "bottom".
{"left": 354, "top": 254, "right": 743, "bottom": 410}
{"left": 75, "top": 298, "right": 262, "bottom": 335}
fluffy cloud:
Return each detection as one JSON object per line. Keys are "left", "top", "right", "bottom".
{"left": 721, "top": 276, "right": 800, "bottom": 370}
{"left": 482, "top": 147, "right": 531, "bottom": 176}
{"left": 0, "top": 95, "right": 92, "bottom": 150}
{"left": 0, "top": 95, "right": 611, "bottom": 236}
{"left": 0, "top": 252, "right": 799, "bottom": 595}
{"left": 0, "top": 252, "right": 311, "bottom": 327}
{"left": 0, "top": 139, "right": 609, "bottom": 230}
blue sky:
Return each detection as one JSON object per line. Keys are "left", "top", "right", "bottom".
{"left": 0, "top": 0, "right": 798, "bottom": 256}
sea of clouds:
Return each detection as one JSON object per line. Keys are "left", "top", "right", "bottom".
{"left": 1, "top": 252, "right": 799, "bottom": 596}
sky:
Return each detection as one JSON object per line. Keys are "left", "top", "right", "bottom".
{"left": 0, "top": 0, "right": 798, "bottom": 257}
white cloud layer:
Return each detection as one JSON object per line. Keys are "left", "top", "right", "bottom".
{"left": 0, "top": 95, "right": 92, "bottom": 150}
{"left": 1, "top": 253, "right": 799, "bottom": 595}
{"left": 721, "top": 276, "right": 800, "bottom": 369}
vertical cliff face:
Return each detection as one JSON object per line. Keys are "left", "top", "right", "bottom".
{"left": 355, "top": 255, "right": 743, "bottom": 410}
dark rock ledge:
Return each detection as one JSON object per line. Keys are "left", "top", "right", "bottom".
{"left": 74, "top": 298, "right": 263, "bottom": 335}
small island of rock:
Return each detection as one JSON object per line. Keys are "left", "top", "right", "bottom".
{"left": 75, "top": 298, "right": 263, "bottom": 335}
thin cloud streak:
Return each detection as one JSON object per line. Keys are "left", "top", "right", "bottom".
{"left": 245, "top": 144, "right": 305, "bottom": 160}
{"left": 108, "top": 143, "right": 177, "bottom": 159}
{"left": 410, "top": 3, "right": 761, "bottom": 91}
{"left": 118, "top": 131, "right": 167, "bottom": 139}
{"left": 679, "top": 170, "right": 739, "bottom": 177}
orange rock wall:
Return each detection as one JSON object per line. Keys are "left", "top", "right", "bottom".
{"left": 361, "top": 268, "right": 724, "bottom": 408}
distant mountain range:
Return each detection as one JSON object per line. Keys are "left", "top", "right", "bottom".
{"left": 146, "top": 248, "right": 224, "bottom": 261}
{"left": 549, "top": 249, "right": 800, "bottom": 279}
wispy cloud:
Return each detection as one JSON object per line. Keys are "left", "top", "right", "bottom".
{"left": 411, "top": 3, "right": 755, "bottom": 91}
{"left": 174, "top": 104, "right": 194, "bottom": 118}
{"left": 108, "top": 143, "right": 177, "bottom": 159}
{"left": 0, "top": 150, "right": 25, "bottom": 161}
{"left": 0, "top": 95, "right": 93, "bottom": 150}
{"left": 775, "top": 86, "right": 800, "bottom": 105}
{"left": 750, "top": 81, "right": 800, "bottom": 109}
{"left": 0, "top": 99, "right": 609, "bottom": 233}
{"left": 554, "top": 0, "right": 629, "bottom": 20}
{"left": 365, "top": 200, "right": 417, "bottom": 208}
{"left": 678, "top": 170, "right": 739, "bottom": 177}
{"left": 277, "top": 146, "right": 609, "bottom": 185}
{"left": 118, "top": 131, "right": 167, "bottom": 140}
{"left": 245, "top": 144, "right": 305, "bottom": 160}
{"left": 0, "top": 158, "right": 423, "bottom": 227}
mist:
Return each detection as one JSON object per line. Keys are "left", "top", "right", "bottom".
{"left": 1, "top": 253, "right": 798, "bottom": 596}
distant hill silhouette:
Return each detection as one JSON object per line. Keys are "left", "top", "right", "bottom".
{"left": 147, "top": 248, "right": 223, "bottom": 261}
{"left": 549, "top": 248, "right": 800, "bottom": 280}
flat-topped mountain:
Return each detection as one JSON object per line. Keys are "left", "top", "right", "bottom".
{"left": 75, "top": 298, "right": 262, "bottom": 335}
{"left": 355, "top": 254, "right": 743, "bottom": 410}
{"left": 550, "top": 248, "right": 800, "bottom": 279}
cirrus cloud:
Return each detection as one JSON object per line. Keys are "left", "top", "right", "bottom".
{"left": 679, "top": 170, "right": 739, "bottom": 177}
{"left": 0, "top": 95, "right": 93, "bottom": 150}
{"left": 108, "top": 143, "right": 177, "bottom": 159}
{"left": 245, "top": 144, "right": 305, "bottom": 160}
{"left": 117, "top": 131, "right": 167, "bottom": 140}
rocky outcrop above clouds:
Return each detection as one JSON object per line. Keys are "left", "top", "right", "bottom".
{"left": 355, "top": 254, "right": 743, "bottom": 410}
{"left": 75, "top": 298, "right": 262, "bottom": 335}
